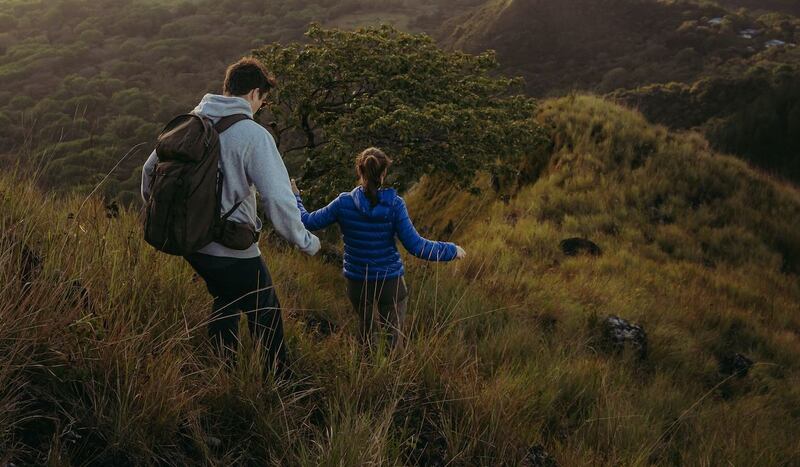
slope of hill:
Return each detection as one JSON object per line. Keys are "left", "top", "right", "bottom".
{"left": 612, "top": 56, "right": 800, "bottom": 183}
{"left": 439, "top": 0, "right": 800, "bottom": 184}
{"left": 2, "top": 95, "right": 799, "bottom": 465}
{"left": 439, "top": 0, "right": 798, "bottom": 96}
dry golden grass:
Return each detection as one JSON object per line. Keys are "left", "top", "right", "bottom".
{"left": 1, "top": 95, "right": 798, "bottom": 465}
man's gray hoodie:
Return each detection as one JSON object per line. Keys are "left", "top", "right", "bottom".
{"left": 141, "top": 93, "right": 320, "bottom": 258}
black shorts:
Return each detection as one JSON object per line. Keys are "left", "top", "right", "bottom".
{"left": 345, "top": 275, "right": 408, "bottom": 308}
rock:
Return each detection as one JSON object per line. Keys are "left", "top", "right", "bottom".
{"left": 522, "top": 444, "right": 558, "bottom": 467}
{"left": 602, "top": 315, "right": 647, "bottom": 359}
{"left": 719, "top": 353, "right": 753, "bottom": 378}
{"left": 560, "top": 237, "right": 602, "bottom": 256}
{"left": 105, "top": 201, "right": 120, "bottom": 218}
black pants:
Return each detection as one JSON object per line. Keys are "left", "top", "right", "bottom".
{"left": 346, "top": 276, "right": 408, "bottom": 350}
{"left": 185, "top": 252, "right": 286, "bottom": 372}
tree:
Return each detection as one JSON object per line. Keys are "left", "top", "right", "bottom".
{"left": 254, "top": 24, "right": 548, "bottom": 203}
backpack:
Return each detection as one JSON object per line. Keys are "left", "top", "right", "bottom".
{"left": 142, "top": 113, "right": 251, "bottom": 256}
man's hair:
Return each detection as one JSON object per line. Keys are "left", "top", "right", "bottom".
{"left": 223, "top": 57, "right": 276, "bottom": 96}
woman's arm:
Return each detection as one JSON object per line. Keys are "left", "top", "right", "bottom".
{"left": 295, "top": 191, "right": 341, "bottom": 231}
{"left": 393, "top": 196, "right": 458, "bottom": 261}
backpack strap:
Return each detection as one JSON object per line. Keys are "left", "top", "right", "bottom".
{"left": 221, "top": 199, "right": 243, "bottom": 222}
{"left": 214, "top": 114, "right": 252, "bottom": 133}
{"left": 213, "top": 114, "right": 253, "bottom": 224}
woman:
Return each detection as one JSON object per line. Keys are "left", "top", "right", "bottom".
{"left": 292, "top": 147, "right": 466, "bottom": 350}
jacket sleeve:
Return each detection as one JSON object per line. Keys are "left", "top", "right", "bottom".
{"left": 141, "top": 149, "right": 158, "bottom": 203}
{"left": 245, "top": 126, "right": 320, "bottom": 256}
{"left": 393, "top": 196, "right": 457, "bottom": 261}
{"left": 296, "top": 194, "right": 340, "bottom": 231}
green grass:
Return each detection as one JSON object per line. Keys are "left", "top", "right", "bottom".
{"left": 1, "top": 95, "right": 799, "bottom": 465}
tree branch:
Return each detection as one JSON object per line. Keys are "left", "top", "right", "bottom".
{"left": 283, "top": 139, "right": 330, "bottom": 154}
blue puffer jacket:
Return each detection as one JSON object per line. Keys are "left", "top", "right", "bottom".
{"left": 296, "top": 186, "right": 458, "bottom": 280}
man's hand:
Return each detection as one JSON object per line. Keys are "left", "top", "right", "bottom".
{"left": 455, "top": 245, "right": 467, "bottom": 260}
{"left": 290, "top": 178, "right": 300, "bottom": 196}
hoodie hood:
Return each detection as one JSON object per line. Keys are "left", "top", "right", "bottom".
{"left": 351, "top": 186, "right": 396, "bottom": 220}
{"left": 191, "top": 93, "right": 254, "bottom": 122}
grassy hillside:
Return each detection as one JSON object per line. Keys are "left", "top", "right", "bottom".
{"left": 2, "top": 95, "right": 799, "bottom": 465}
{"left": 440, "top": 0, "right": 800, "bottom": 184}
{"left": 612, "top": 57, "right": 800, "bottom": 184}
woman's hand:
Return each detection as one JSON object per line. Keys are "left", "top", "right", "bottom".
{"left": 290, "top": 178, "right": 300, "bottom": 196}
{"left": 455, "top": 245, "right": 467, "bottom": 260}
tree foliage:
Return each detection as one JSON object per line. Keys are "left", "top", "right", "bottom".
{"left": 255, "top": 24, "right": 548, "bottom": 203}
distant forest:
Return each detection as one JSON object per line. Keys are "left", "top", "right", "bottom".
{"left": 0, "top": 0, "right": 799, "bottom": 203}
{"left": 0, "top": 0, "right": 481, "bottom": 203}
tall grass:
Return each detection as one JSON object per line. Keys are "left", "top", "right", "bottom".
{"left": 1, "top": 95, "right": 799, "bottom": 465}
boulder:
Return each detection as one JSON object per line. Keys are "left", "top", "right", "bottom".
{"left": 105, "top": 201, "right": 120, "bottom": 218}
{"left": 560, "top": 237, "right": 602, "bottom": 256}
{"left": 602, "top": 315, "right": 647, "bottom": 359}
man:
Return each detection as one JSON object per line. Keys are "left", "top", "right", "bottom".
{"left": 141, "top": 57, "right": 320, "bottom": 375}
